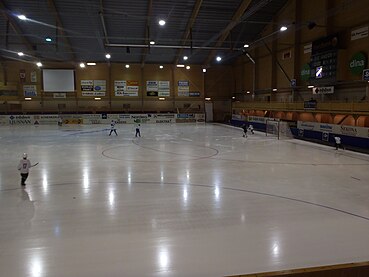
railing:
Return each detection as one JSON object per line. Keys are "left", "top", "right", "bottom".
{"left": 232, "top": 101, "right": 369, "bottom": 114}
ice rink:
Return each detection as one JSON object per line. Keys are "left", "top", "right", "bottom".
{"left": 0, "top": 123, "right": 369, "bottom": 277}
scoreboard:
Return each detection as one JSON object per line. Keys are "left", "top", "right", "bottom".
{"left": 309, "top": 34, "right": 340, "bottom": 85}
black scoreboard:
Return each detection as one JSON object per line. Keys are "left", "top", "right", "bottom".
{"left": 309, "top": 34, "right": 340, "bottom": 85}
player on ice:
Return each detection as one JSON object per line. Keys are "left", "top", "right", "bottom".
{"left": 109, "top": 120, "right": 118, "bottom": 136}
{"left": 135, "top": 124, "right": 141, "bottom": 137}
{"left": 17, "top": 153, "right": 38, "bottom": 186}
{"left": 248, "top": 124, "right": 254, "bottom": 134}
{"left": 241, "top": 124, "right": 248, "bottom": 138}
{"left": 334, "top": 136, "right": 344, "bottom": 150}
{"left": 58, "top": 116, "right": 63, "bottom": 126}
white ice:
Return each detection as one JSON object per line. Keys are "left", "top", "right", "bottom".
{"left": 0, "top": 123, "right": 369, "bottom": 277}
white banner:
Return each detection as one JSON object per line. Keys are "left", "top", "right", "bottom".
{"left": 298, "top": 121, "right": 369, "bottom": 139}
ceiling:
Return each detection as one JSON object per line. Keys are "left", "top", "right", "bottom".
{"left": 0, "top": 0, "right": 288, "bottom": 66}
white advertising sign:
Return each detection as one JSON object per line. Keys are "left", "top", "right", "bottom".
{"left": 23, "top": 85, "right": 37, "bottom": 97}
{"left": 146, "top": 81, "right": 158, "bottom": 92}
{"left": 298, "top": 121, "right": 369, "bottom": 139}
{"left": 351, "top": 26, "right": 368, "bottom": 41}
{"left": 313, "top": 86, "right": 334, "bottom": 94}
{"left": 158, "top": 81, "right": 170, "bottom": 97}
{"left": 114, "top": 80, "right": 126, "bottom": 96}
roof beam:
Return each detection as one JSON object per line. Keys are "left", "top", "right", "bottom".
{"left": 0, "top": 0, "right": 36, "bottom": 55}
{"left": 47, "top": 0, "right": 76, "bottom": 61}
{"left": 204, "top": 0, "right": 252, "bottom": 66}
{"left": 173, "top": 0, "right": 203, "bottom": 64}
{"left": 141, "top": 0, "right": 153, "bottom": 67}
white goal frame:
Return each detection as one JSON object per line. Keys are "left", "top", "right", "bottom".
{"left": 266, "top": 120, "right": 293, "bottom": 140}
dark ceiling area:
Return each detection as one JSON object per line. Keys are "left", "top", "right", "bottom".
{"left": 0, "top": 0, "right": 288, "bottom": 66}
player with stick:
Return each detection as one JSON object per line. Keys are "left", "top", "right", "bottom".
{"left": 109, "top": 120, "right": 118, "bottom": 136}
{"left": 242, "top": 124, "right": 248, "bottom": 138}
{"left": 17, "top": 153, "right": 38, "bottom": 187}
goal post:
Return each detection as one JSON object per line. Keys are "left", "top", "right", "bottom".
{"left": 266, "top": 120, "right": 293, "bottom": 140}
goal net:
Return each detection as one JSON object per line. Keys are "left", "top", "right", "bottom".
{"left": 266, "top": 120, "right": 293, "bottom": 140}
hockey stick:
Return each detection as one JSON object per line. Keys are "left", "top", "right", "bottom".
{"left": 31, "top": 162, "right": 39, "bottom": 167}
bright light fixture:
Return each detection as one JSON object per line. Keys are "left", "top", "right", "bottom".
{"left": 232, "top": 96, "right": 236, "bottom": 99}
{"left": 94, "top": 97, "right": 101, "bottom": 100}
{"left": 80, "top": 62, "right": 85, "bottom": 68}
{"left": 105, "top": 53, "right": 111, "bottom": 59}
{"left": 150, "top": 40, "right": 155, "bottom": 45}
{"left": 18, "top": 15, "right": 27, "bottom": 20}
{"left": 159, "top": 65, "right": 163, "bottom": 69}
{"left": 183, "top": 56, "right": 188, "bottom": 61}
{"left": 159, "top": 97, "right": 165, "bottom": 100}
{"left": 243, "top": 44, "right": 249, "bottom": 48}
{"left": 45, "top": 37, "right": 52, "bottom": 42}
{"left": 280, "top": 26, "right": 288, "bottom": 32}
{"left": 273, "top": 88, "right": 277, "bottom": 91}
{"left": 25, "top": 97, "right": 32, "bottom": 100}
{"left": 159, "top": 19, "right": 166, "bottom": 26}
{"left": 202, "top": 68, "right": 207, "bottom": 73}
{"left": 125, "top": 64, "right": 130, "bottom": 68}
{"left": 216, "top": 56, "right": 222, "bottom": 62}
{"left": 18, "top": 52, "right": 24, "bottom": 56}
{"left": 36, "top": 62, "right": 43, "bottom": 67}
{"left": 87, "top": 62, "right": 96, "bottom": 66}
{"left": 205, "top": 97, "right": 211, "bottom": 101}
{"left": 308, "top": 85, "right": 314, "bottom": 89}
{"left": 246, "top": 91, "right": 250, "bottom": 94}
{"left": 186, "top": 66, "right": 190, "bottom": 70}
{"left": 176, "top": 64, "right": 185, "bottom": 68}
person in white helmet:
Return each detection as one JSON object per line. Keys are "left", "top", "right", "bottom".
{"left": 334, "top": 136, "right": 344, "bottom": 150}
{"left": 109, "top": 120, "right": 118, "bottom": 136}
{"left": 17, "top": 153, "right": 32, "bottom": 186}
{"left": 248, "top": 124, "right": 254, "bottom": 134}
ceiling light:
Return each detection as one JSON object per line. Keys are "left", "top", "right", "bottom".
{"left": 105, "top": 53, "right": 111, "bottom": 59}
{"left": 205, "top": 97, "right": 211, "bottom": 101}
{"left": 150, "top": 40, "right": 155, "bottom": 45}
{"left": 25, "top": 97, "right": 32, "bottom": 100}
{"left": 186, "top": 66, "right": 191, "bottom": 70}
{"left": 87, "top": 62, "right": 96, "bottom": 66}
{"left": 94, "top": 97, "right": 101, "bottom": 100}
{"left": 246, "top": 91, "right": 250, "bottom": 94}
{"left": 159, "top": 65, "right": 163, "bottom": 69}
{"left": 176, "top": 64, "right": 185, "bottom": 68}
{"left": 273, "top": 88, "right": 277, "bottom": 91}
{"left": 183, "top": 56, "right": 188, "bottom": 61}
{"left": 280, "top": 26, "right": 288, "bottom": 32}
{"left": 18, "top": 15, "right": 27, "bottom": 20}
{"left": 243, "top": 44, "right": 249, "bottom": 48}
{"left": 125, "top": 64, "right": 130, "bottom": 68}
{"left": 45, "top": 37, "right": 52, "bottom": 42}
{"left": 36, "top": 62, "right": 43, "bottom": 67}
{"left": 232, "top": 96, "right": 236, "bottom": 99}
{"left": 216, "top": 56, "right": 222, "bottom": 62}
{"left": 159, "top": 19, "right": 166, "bottom": 26}
{"left": 159, "top": 97, "right": 165, "bottom": 100}
{"left": 18, "top": 52, "right": 24, "bottom": 56}
{"left": 308, "top": 85, "right": 314, "bottom": 89}
{"left": 80, "top": 62, "right": 85, "bottom": 68}
{"left": 202, "top": 68, "right": 207, "bottom": 73}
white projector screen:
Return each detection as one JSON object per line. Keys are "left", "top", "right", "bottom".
{"left": 43, "top": 69, "right": 75, "bottom": 92}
